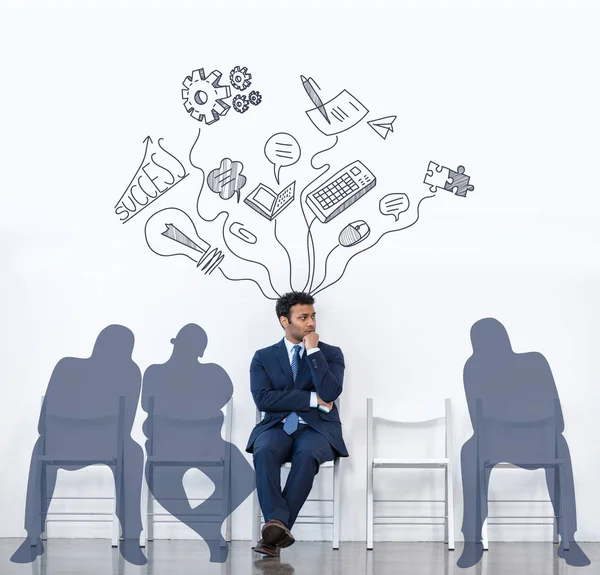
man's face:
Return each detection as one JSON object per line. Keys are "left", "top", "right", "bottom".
{"left": 282, "top": 304, "right": 316, "bottom": 343}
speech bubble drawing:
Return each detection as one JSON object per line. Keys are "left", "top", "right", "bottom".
{"left": 379, "top": 193, "right": 409, "bottom": 221}
{"left": 264, "top": 133, "right": 301, "bottom": 184}
{"left": 207, "top": 158, "right": 247, "bottom": 203}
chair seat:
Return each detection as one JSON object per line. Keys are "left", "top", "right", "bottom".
{"left": 38, "top": 456, "right": 116, "bottom": 465}
{"left": 147, "top": 456, "right": 224, "bottom": 466}
{"left": 282, "top": 459, "right": 335, "bottom": 468}
{"left": 373, "top": 457, "right": 449, "bottom": 469}
{"left": 485, "top": 459, "right": 564, "bottom": 467}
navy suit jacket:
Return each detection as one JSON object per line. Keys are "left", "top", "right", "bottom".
{"left": 245, "top": 338, "right": 349, "bottom": 458}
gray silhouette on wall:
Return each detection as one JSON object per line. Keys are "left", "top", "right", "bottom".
{"left": 11, "top": 325, "right": 147, "bottom": 566}
{"left": 142, "top": 324, "right": 255, "bottom": 563}
{"left": 458, "top": 318, "right": 590, "bottom": 568}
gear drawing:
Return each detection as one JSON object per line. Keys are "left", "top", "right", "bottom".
{"left": 229, "top": 66, "right": 252, "bottom": 91}
{"left": 181, "top": 68, "right": 232, "bottom": 125}
{"left": 249, "top": 90, "right": 262, "bottom": 106}
{"left": 232, "top": 94, "right": 249, "bottom": 114}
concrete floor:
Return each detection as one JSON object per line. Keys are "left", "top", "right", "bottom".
{"left": 1, "top": 539, "right": 598, "bottom": 575}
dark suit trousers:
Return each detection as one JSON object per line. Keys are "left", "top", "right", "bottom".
{"left": 252, "top": 422, "right": 335, "bottom": 529}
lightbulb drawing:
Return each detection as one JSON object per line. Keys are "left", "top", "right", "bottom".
{"left": 145, "top": 207, "right": 224, "bottom": 275}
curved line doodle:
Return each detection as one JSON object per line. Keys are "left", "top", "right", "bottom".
{"left": 273, "top": 219, "right": 294, "bottom": 292}
{"left": 195, "top": 188, "right": 281, "bottom": 295}
{"left": 219, "top": 228, "right": 281, "bottom": 297}
{"left": 311, "top": 244, "right": 340, "bottom": 293}
{"left": 312, "top": 194, "right": 434, "bottom": 295}
{"left": 189, "top": 128, "right": 203, "bottom": 170}
{"left": 218, "top": 268, "right": 278, "bottom": 301}
{"left": 298, "top": 137, "right": 340, "bottom": 292}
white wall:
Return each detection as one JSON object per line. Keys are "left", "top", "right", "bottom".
{"left": 1, "top": 0, "right": 599, "bottom": 543}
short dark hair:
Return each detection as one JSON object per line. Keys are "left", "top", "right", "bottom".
{"left": 276, "top": 291, "right": 315, "bottom": 321}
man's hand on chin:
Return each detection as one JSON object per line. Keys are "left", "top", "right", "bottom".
{"left": 303, "top": 331, "right": 319, "bottom": 350}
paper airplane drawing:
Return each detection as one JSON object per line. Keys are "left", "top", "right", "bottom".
{"left": 367, "top": 116, "right": 397, "bottom": 140}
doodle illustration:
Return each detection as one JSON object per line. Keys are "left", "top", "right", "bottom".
{"left": 124, "top": 65, "right": 475, "bottom": 301}
{"left": 423, "top": 161, "right": 451, "bottom": 193}
{"left": 244, "top": 182, "right": 296, "bottom": 221}
{"left": 232, "top": 94, "right": 249, "bottom": 114}
{"left": 248, "top": 90, "right": 262, "bottom": 106}
{"left": 368, "top": 115, "right": 397, "bottom": 140}
{"left": 229, "top": 222, "right": 257, "bottom": 244}
{"left": 424, "top": 161, "right": 475, "bottom": 197}
{"left": 181, "top": 68, "right": 232, "bottom": 124}
{"left": 115, "top": 137, "right": 188, "bottom": 223}
{"left": 207, "top": 158, "right": 247, "bottom": 202}
{"left": 229, "top": 65, "right": 252, "bottom": 91}
{"left": 300, "top": 75, "right": 330, "bottom": 124}
{"left": 445, "top": 165, "right": 474, "bottom": 197}
{"left": 305, "top": 87, "right": 369, "bottom": 136}
{"left": 379, "top": 193, "right": 409, "bottom": 221}
{"left": 338, "top": 220, "right": 370, "bottom": 247}
{"left": 306, "top": 160, "right": 376, "bottom": 223}
{"left": 145, "top": 208, "right": 225, "bottom": 275}
{"left": 264, "top": 133, "right": 302, "bottom": 185}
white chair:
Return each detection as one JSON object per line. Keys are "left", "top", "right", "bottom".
{"left": 141, "top": 397, "right": 233, "bottom": 546}
{"left": 251, "top": 401, "right": 341, "bottom": 549}
{"left": 38, "top": 395, "right": 122, "bottom": 547}
{"left": 366, "top": 397, "right": 455, "bottom": 551}
{"left": 476, "top": 397, "right": 565, "bottom": 551}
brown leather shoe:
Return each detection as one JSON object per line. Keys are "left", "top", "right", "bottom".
{"left": 262, "top": 519, "right": 295, "bottom": 548}
{"left": 253, "top": 538, "right": 280, "bottom": 557}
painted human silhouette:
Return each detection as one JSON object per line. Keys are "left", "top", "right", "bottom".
{"left": 11, "top": 325, "right": 146, "bottom": 566}
{"left": 458, "top": 318, "right": 590, "bottom": 568}
{"left": 142, "top": 323, "right": 255, "bottom": 563}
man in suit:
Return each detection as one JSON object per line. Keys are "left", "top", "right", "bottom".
{"left": 246, "top": 291, "right": 348, "bottom": 557}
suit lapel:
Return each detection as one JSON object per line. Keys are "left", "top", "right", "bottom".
{"left": 275, "top": 339, "right": 294, "bottom": 387}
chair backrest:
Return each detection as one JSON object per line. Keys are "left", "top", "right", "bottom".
{"left": 40, "top": 394, "right": 125, "bottom": 460}
{"left": 146, "top": 395, "right": 233, "bottom": 457}
{"left": 474, "top": 396, "right": 561, "bottom": 460}
{"left": 367, "top": 397, "right": 453, "bottom": 460}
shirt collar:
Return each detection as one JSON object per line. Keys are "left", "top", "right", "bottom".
{"left": 283, "top": 337, "right": 305, "bottom": 355}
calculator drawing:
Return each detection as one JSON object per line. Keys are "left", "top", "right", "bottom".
{"left": 306, "top": 160, "right": 376, "bottom": 223}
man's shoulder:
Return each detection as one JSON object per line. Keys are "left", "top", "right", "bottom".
{"left": 253, "top": 340, "right": 282, "bottom": 357}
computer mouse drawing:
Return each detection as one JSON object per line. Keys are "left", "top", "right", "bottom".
{"left": 338, "top": 220, "right": 370, "bottom": 247}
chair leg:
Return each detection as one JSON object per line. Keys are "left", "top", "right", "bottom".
{"left": 111, "top": 484, "right": 119, "bottom": 548}
{"left": 140, "top": 477, "right": 148, "bottom": 547}
{"left": 446, "top": 464, "right": 455, "bottom": 551}
{"left": 252, "top": 489, "right": 260, "bottom": 547}
{"left": 225, "top": 459, "right": 232, "bottom": 543}
{"left": 40, "top": 464, "right": 47, "bottom": 542}
{"left": 221, "top": 462, "right": 230, "bottom": 544}
{"left": 444, "top": 466, "right": 448, "bottom": 545}
{"left": 558, "top": 464, "right": 569, "bottom": 551}
{"left": 146, "top": 466, "right": 154, "bottom": 543}
{"left": 366, "top": 463, "right": 374, "bottom": 550}
{"left": 482, "top": 519, "right": 489, "bottom": 551}
{"left": 480, "top": 466, "right": 489, "bottom": 551}
{"left": 333, "top": 458, "right": 340, "bottom": 550}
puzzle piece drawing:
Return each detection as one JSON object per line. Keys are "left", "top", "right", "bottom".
{"left": 444, "top": 165, "right": 474, "bottom": 197}
{"left": 423, "top": 161, "right": 451, "bottom": 193}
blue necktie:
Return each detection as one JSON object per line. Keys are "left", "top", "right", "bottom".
{"left": 283, "top": 345, "right": 301, "bottom": 435}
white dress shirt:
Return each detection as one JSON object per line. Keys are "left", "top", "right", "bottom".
{"left": 282, "top": 337, "right": 319, "bottom": 425}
